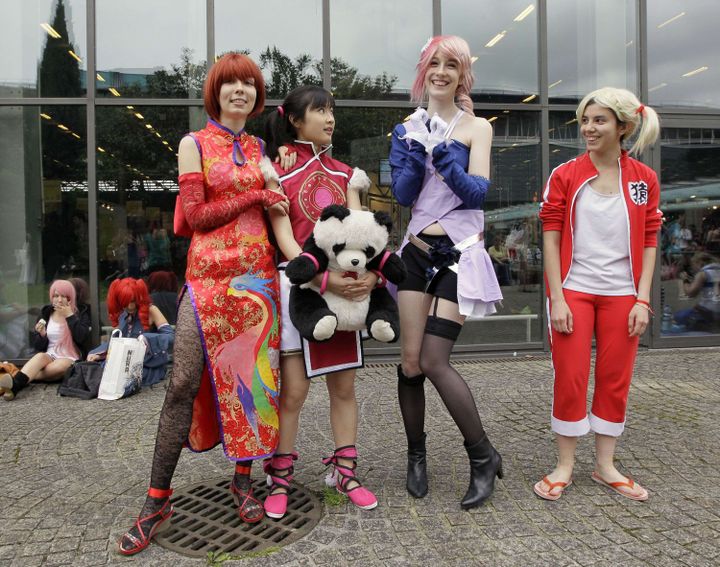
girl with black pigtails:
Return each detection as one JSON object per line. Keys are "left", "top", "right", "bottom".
{"left": 262, "top": 85, "right": 380, "bottom": 519}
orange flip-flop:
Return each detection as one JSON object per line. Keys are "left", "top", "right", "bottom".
{"left": 533, "top": 475, "right": 572, "bottom": 501}
{"left": 591, "top": 471, "right": 648, "bottom": 501}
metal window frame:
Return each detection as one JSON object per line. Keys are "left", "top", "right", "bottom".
{"left": 3, "top": 0, "right": 719, "bottom": 354}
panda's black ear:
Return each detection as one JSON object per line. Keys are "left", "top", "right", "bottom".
{"left": 373, "top": 211, "right": 392, "bottom": 232}
{"left": 320, "top": 204, "right": 350, "bottom": 222}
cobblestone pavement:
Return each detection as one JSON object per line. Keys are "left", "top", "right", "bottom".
{"left": 1, "top": 348, "right": 719, "bottom": 566}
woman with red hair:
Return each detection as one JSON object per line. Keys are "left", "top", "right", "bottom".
{"left": 106, "top": 277, "right": 168, "bottom": 337}
{"left": 0, "top": 280, "right": 91, "bottom": 400}
{"left": 118, "top": 53, "right": 287, "bottom": 555}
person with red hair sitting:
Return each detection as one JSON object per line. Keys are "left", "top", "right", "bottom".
{"left": 0, "top": 279, "right": 91, "bottom": 400}
{"left": 106, "top": 277, "right": 169, "bottom": 338}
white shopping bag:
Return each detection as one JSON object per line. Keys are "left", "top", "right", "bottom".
{"left": 98, "top": 329, "right": 146, "bottom": 400}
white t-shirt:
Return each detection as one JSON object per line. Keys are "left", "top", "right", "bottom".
{"left": 564, "top": 183, "right": 635, "bottom": 296}
{"left": 45, "top": 317, "right": 79, "bottom": 361}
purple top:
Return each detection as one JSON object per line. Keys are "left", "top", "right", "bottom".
{"left": 391, "top": 108, "right": 502, "bottom": 318}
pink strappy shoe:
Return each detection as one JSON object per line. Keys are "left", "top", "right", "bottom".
{"left": 263, "top": 452, "right": 298, "bottom": 519}
{"left": 322, "top": 445, "right": 378, "bottom": 510}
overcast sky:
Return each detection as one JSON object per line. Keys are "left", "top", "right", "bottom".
{"left": 0, "top": 0, "right": 716, "bottom": 106}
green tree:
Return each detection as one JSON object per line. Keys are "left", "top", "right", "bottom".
{"left": 39, "top": 0, "right": 84, "bottom": 179}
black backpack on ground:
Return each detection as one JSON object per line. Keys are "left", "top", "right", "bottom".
{"left": 57, "top": 361, "right": 104, "bottom": 399}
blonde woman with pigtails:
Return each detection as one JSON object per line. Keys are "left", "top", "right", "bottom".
{"left": 536, "top": 87, "right": 662, "bottom": 502}
{"left": 389, "top": 35, "right": 503, "bottom": 510}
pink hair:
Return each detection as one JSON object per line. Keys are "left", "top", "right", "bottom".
{"left": 49, "top": 279, "right": 80, "bottom": 359}
{"left": 410, "top": 35, "right": 475, "bottom": 115}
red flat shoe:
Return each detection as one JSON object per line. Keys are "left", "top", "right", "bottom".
{"left": 118, "top": 489, "right": 173, "bottom": 556}
{"left": 230, "top": 481, "right": 264, "bottom": 524}
{"left": 533, "top": 475, "right": 572, "bottom": 501}
{"left": 591, "top": 471, "right": 648, "bottom": 501}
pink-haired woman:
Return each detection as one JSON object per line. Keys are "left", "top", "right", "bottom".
{"left": 0, "top": 279, "right": 91, "bottom": 400}
{"left": 389, "top": 35, "right": 503, "bottom": 509}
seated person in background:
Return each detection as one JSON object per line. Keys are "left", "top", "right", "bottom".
{"left": 107, "top": 277, "right": 169, "bottom": 338}
{"left": 147, "top": 271, "right": 178, "bottom": 326}
{"left": 0, "top": 280, "right": 91, "bottom": 401}
{"left": 488, "top": 235, "right": 511, "bottom": 286}
{"left": 69, "top": 277, "right": 93, "bottom": 355}
{"left": 88, "top": 278, "right": 173, "bottom": 385}
{"left": 675, "top": 252, "right": 720, "bottom": 331}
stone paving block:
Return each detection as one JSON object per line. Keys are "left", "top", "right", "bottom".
{"left": 1, "top": 350, "right": 720, "bottom": 565}
{"left": 10, "top": 556, "right": 45, "bottom": 567}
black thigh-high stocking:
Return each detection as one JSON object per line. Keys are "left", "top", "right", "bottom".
{"left": 419, "top": 316, "right": 486, "bottom": 446}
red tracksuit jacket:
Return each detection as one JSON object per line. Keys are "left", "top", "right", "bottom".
{"left": 539, "top": 151, "right": 663, "bottom": 296}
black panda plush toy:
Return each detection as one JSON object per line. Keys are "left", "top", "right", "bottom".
{"left": 285, "top": 205, "right": 406, "bottom": 343}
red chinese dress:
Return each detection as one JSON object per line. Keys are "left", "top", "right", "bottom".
{"left": 182, "top": 119, "right": 281, "bottom": 461}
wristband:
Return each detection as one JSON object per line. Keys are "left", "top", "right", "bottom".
{"left": 319, "top": 271, "right": 330, "bottom": 295}
{"left": 300, "top": 252, "right": 320, "bottom": 271}
{"left": 634, "top": 299, "right": 654, "bottom": 316}
{"left": 370, "top": 269, "right": 386, "bottom": 288}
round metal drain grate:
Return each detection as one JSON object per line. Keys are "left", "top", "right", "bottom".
{"left": 154, "top": 476, "right": 322, "bottom": 558}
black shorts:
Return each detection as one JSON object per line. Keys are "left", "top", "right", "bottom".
{"left": 398, "top": 234, "right": 458, "bottom": 303}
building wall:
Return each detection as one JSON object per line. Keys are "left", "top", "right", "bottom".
{"left": 1, "top": 0, "right": 718, "bottom": 359}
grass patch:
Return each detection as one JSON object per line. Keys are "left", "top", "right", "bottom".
{"left": 206, "top": 545, "right": 282, "bottom": 565}
{"left": 321, "top": 486, "right": 346, "bottom": 506}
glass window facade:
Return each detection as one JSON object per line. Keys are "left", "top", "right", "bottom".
{"left": 2, "top": 0, "right": 719, "bottom": 361}
{"left": 0, "top": 0, "right": 87, "bottom": 98}
{"left": 443, "top": 1, "right": 538, "bottom": 104}
{"left": 648, "top": 2, "right": 719, "bottom": 109}
{"left": 547, "top": 0, "right": 637, "bottom": 104}
{"left": 95, "top": 0, "right": 206, "bottom": 98}
{"left": 215, "top": 0, "right": 323, "bottom": 98}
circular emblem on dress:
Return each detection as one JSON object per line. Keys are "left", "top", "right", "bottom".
{"left": 298, "top": 171, "right": 345, "bottom": 221}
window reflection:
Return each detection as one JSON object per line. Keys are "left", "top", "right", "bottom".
{"left": 478, "top": 110, "right": 542, "bottom": 344}
{"left": 0, "top": 105, "right": 88, "bottom": 359}
{"left": 549, "top": 111, "right": 584, "bottom": 169}
{"left": 96, "top": 0, "right": 206, "bottom": 98}
{"left": 659, "top": 127, "right": 720, "bottom": 336}
{"left": 330, "top": 0, "right": 432, "bottom": 100}
{"left": 443, "top": 1, "right": 538, "bottom": 104}
{"left": 96, "top": 106, "right": 204, "bottom": 302}
{"left": 215, "top": 0, "right": 322, "bottom": 99}
{"left": 0, "top": 0, "right": 87, "bottom": 98}
{"left": 548, "top": 0, "right": 636, "bottom": 104}
{"left": 648, "top": 3, "right": 719, "bottom": 108}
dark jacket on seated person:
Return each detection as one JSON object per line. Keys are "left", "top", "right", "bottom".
{"left": 32, "top": 303, "right": 92, "bottom": 359}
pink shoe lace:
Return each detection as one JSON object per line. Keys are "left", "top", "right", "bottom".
{"left": 322, "top": 445, "right": 378, "bottom": 510}
{"left": 262, "top": 452, "right": 298, "bottom": 519}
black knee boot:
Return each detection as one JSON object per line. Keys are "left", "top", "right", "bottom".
{"left": 461, "top": 435, "right": 503, "bottom": 510}
{"left": 397, "top": 365, "right": 428, "bottom": 498}
{"left": 1, "top": 371, "right": 29, "bottom": 401}
{"left": 407, "top": 432, "right": 428, "bottom": 498}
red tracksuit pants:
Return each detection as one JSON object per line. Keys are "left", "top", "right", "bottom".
{"left": 549, "top": 290, "right": 639, "bottom": 437}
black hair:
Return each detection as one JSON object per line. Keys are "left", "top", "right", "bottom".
{"left": 264, "top": 85, "right": 335, "bottom": 160}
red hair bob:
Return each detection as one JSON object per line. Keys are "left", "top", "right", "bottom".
{"left": 107, "top": 278, "right": 152, "bottom": 330}
{"left": 204, "top": 53, "right": 266, "bottom": 121}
